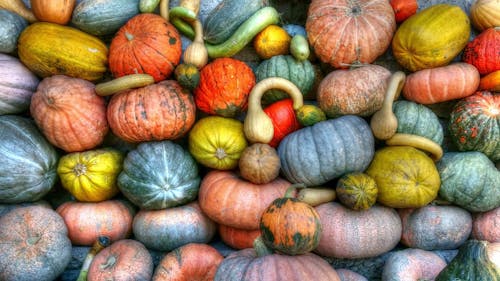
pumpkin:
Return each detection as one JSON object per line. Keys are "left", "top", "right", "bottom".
{"left": 188, "top": 116, "right": 248, "bottom": 170}
{"left": 72, "top": 0, "right": 140, "bottom": 36}
{"left": 263, "top": 99, "right": 302, "bottom": 147}
{"left": 152, "top": 243, "right": 223, "bottom": 281}
{"left": 463, "top": 27, "right": 500, "bottom": 76}
{"left": 88, "top": 239, "right": 153, "bottom": 281}
{"left": 436, "top": 240, "right": 500, "bottom": 280}
{"left": 0, "top": 206, "right": 72, "bottom": 281}
{"left": 402, "top": 62, "right": 480, "bottom": 104}
{"left": 253, "top": 25, "right": 291, "bottom": 59}
{"left": 133, "top": 202, "right": 216, "bottom": 252}
{"left": 56, "top": 200, "right": 135, "bottom": 246}
{"left": 295, "top": 104, "right": 327, "bottom": 127}
{"left": 238, "top": 143, "right": 281, "bottom": 185}
{"left": 0, "top": 54, "right": 39, "bottom": 115}
{"left": 0, "top": 9, "right": 27, "bottom": 53}
{"left": 0, "top": 115, "right": 58, "bottom": 203}
{"left": 472, "top": 206, "right": 500, "bottom": 242}
{"left": 382, "top": 248, "right": 447, "bottom": 281}
{"left": 218, "top": 224, "right": 261, "bottom": 250}
{"left": 448, "top": 91, "right": 499, "bottom": 161}
{"left": 278, "top": 115, "right": 375, "bottom": 186}
{"left": 260, "top": 187, "right": 322, "bottom": 255}
{"left": 399, "top": 205, "right": 472, "bottom": 250}
{"left": 289, "top": 34, "right": 310, "bottom": 62}
{"left": 107, "top": 80, "right": 196, "bottom": 143}
{"left": 174, "top": 63, "right": 200, "bottom": 91}
{"left": 0, "top": 200, "right": 51, "bottom": 218}
{"left": 194, "top": 57, "right": 255, "bottom": 117}
{"left": 393, "top": 100, "right": 444, "bottom": 145}
{"left": 391, "top": 4, "right": 470, "bottom": 72}
{"left": 336, "top": 172, "right": 378, "bottom": 211}
{"left": 254, "top": 55, "right": 315, "bottom": 105}
{"left": 57, "top": 148, "right": 124, "bottom": 202}
{"left": 306, "top": 0, "right": 396, "bottom": 68}
{"left": 17, "top": 22, "right": 108, "bottom": 81}
{"left": 390, "top": 0, "right": 418, "bottom": 23}
{"left": 31, "top": 0, "right": 75, "bottom": 24}
{"left": 214, "top": 237, "right": 342, "bottom": 281}
{"left": 30, "top": 75, "right": 108, "bottom": 152}
{"left": 437, "top": 151, "right": 500, "bottom": 212}
{"left": 314, "top": 202, "right": 402, "bottom": 259}
{"left": 109, "top": 13, "right": 181, "bottom": 82}
{"left": 480, "top": 70, "right": 500, "bottom": 92}
{"left": 198, "top": 170, "right": 290, "bottom": 230}
{"left": 118, "top": 140, "right": 200, "bottom": 210}
{"left": 335, "top": 269, "right": 368, "bottom": 281}
{"left": 317, "top": 64, "right": 391, "bottom": 117}
{"left": 470, "top": 0, "right": 500, "bottom": 31}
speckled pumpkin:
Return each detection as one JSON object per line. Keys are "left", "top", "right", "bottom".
{"left": 382, "top": 248, "right": 447, "bottom": 281}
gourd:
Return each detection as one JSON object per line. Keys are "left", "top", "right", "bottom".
{"left": 382, "top": 248, "right": 447, "bottom": 281}
{"left": 263, "top": 99, "right": 302, "bottom": 147}
{"left": 31, "top": 0, "right": 75, "bottom": 24}
{"left": 0, "top": 9, "right": 27, "bottom": 53}
{"left": 0, "top": 115, "right": 58, "bottom": 203}
{"left": 94, "top": 74, "right": 155, "bottom": 96}
{"left": 470, "top": 0, "right": 500, "bottom": 31}
{"left": 336, "top": 172, "right": 378, "bottom": 211}
{"left": 238, "top": 143, "right": 281, "bottom": 185}
{"left": 253, "top": 25, "right": 291, "bottom": 59}
{"left": 118, "top": 141, "right": 200, "bottom": 210}
{"left": 393, "top": 100, "right": 444, "bottom": 145}
{"left": 463, "top": 27, "right": 500, "bottom": 75}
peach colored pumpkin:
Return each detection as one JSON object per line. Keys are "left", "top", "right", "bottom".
{"left": 382, "top": 248, "right": 447, "bottom": 280}
{"left": 336, "top": 269, "right": 368, "bottom": 281}
{"left": 472, "top": 206, "right": 500, "bottom": 242}
{"left": 218, "top": 224, "right": 261, "bottom": 250}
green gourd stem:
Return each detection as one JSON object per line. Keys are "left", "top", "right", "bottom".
{"left": 253, "top": 236, "right": 274, "bottom": 257}
{"left": 76, "top": 236, "right": 111, "bottom": 281}
{"left": 205, "top": 6, "right": 280, "bottom": 58}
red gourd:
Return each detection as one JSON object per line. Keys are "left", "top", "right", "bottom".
{"left": 263, "top": 99, "right": 302, "bottom": 147}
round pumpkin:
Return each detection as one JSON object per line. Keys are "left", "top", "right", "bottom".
{"left": 295, "top": 104, "right": 327, "bottom": 127}
{"left": 317, "top": 64, "right": 391, "bottom": 117}
{"left": 382, "top": 248, "right": 447, "bottom": 281}
{"left": 152, "top": 243, "right": 223, "bottom": 281}
{"left": 314, "top": 202, "right": 402, "bottom": 259}
{"left": 133, "top": 202, "right": 216, "bottom": 252}
{"left": 264, "top": 98, "right": 302, "bottom": 147}
{"left": 107, "top": 80, "right": 196, "bottom": 143}
{"left": 56, "top": 200, "right": 135, "bottom": 246}
{"left": 336, "top": 172, "right": 378, "bottom": 211}
{"left": 194, "top": 57, "right": 255, "bottom": 117}
{"left": 109, "top": 13, "right": 181, "bottom": 82}
{"left": 393, "top": 100, "right": 444, "bottom": 145}
{"left": 470, "top": 0, "right": 500, "bottom": 31}
{"left": 253, "top": 25, "right": 291, "bottom": 59}
{"left": 306, "top": 0, "right": 396, "bottom": 68}
{"left": 31, "top": 0, "right": 76, "bottom": 24}
{"left": 472, "top": 206, "right": 500, "bottom": 242}
{"left": 0, "top": 115, "right": 58, "bottom": 203}
{"left": 88, "top": 239, "right": 153, "bottom": 281}
{"left": 463, "top": 27, "right": 500, "bottom": 75}
{"left": 0, "top": 206, "right": 72, "bottom": 281}
{"left": 57, "top": 148, "right": 123, "bottom": 202}
{"left": 118, "top": 140, "right": 200, "bottom": 210}
{"left": 218, "top": 224, "right": 261, "bottom": 250}
{"left": 188, "top": 116, "right": 248, "bottom": 170}
{"left": 0, "top": 9, "right": 28, "bottom": 53}
{"left": 239, "top": 143, "right": 281, "bottom": 184}
{"left": 30, "top": 75, "right": 108, "bottom": 152}
{"left": 198, "top": 170, "right": 290, "bottom": 230}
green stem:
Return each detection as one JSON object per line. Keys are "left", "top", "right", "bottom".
{"left": 76, "top": 236, "right": 111, "bottom": 281}
{"left": 169, "top": 6, "right": 198, "bottom": 38}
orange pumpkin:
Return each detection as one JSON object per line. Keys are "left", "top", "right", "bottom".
{"left": 479, "top": 70, "right": 500, "bottom": 92}
{"left": 194, "top": 58, "right": 255, "bottom": 117}
{"left": 218, "top": 224, "right": 261, "bottom": 250}
{"left": 107, "top": 80, "right": 196, "bottom": 143}
{"left": 31, "top": 0, "right": 76, "bottom": 24}
{"left": 30, "top": 75, "right": 108, "bottom": 152}
{"left": 306, "top": 0, "right": 396, "bottom": 68}
{"left": 109, "top": 13, "right": 182, "bottom": 82}
{"left": 463, "top": 27, "right": 500, "bottom": 75}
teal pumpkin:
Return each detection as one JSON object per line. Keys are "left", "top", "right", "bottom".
{"left": 393, "top": 100, "right": 444, "bottom": 145}
{"left": 255, "top": 55, "right": 315, "bottom": 105}
{"left": 0, "top": 115, "right": 58, "bottom": 203}
{"left": 117, "top": 141, "right": 200, "bottom": 210}
{"left": 437, "top": 151, "right": 500, "bottom": 212}
{"left": 0, "top": 9, "right": 28, "bottom": 53}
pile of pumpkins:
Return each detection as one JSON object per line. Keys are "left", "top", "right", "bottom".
{"left": 0, "top": 0, "right": 499, "bottom": 280}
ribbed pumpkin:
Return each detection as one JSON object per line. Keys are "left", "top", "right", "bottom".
{"left": 17, "top": 22, "right": 108, "bottom": 81}
{"left": 306, "top": 0, "right": 396, "bottom": 68}
{"left": 118, "top": 141, "right": 200, "bottom": 210}
{"left": 393, "top": 100, "right": 444, "bottom": 145}
{"left": 57, "top": 148, "right": 123, "bottom": 202}
{"left": 198, "top": 170, "right": 290, "bottom": 230}
{"left": 463, "top": 27, "right": 500, "bottom": 75}
{"left": 472, "top": 206, "right": 500, "bottom": 242}
{"left": 336, "top": 172, "right": 378, "bottom": 211}
{"left": 470, "top": 0, "right": 500, "bottom": 31}
{"left": 194, "top": 58, "right": 255, "bottom": 117}
{"left": 402, "top": 63, "right": 480, "bottom": 104}
{"left": 109, "top": 13, "right": 181, "bottom": 82}
{"left": 30, "top": 75, "right": 108, "bottom": 152}
{"left": 133, "top": 202, "right": 216, "bottom": 252}
{"left": 382, "top": 248, "right": 447, "bottom": 281}
{"left": 238, "top": 143, "right": 281, "bottom": 185}
{"left": 0, "top": 54, "right": 39, "bottom": 115}
{"left": 31, "top": 0, "right": 76, "bottom": 24}
{"left": 278, "top": 115, "right": 375, "bottom": 186}
{"left": 218, "top": 224, "right": 261, "bottom": 250}
{"left": 0, "top": 206, "right": 72, "bottom": 281}
{"left": 188, "top": 116, "right": 248, "bottom": 170}
{"left": 391, "top": 4, "right": 470, "bottom": 72}
{"left": 263, "top": 99, "right": 302, "bottom": 147}
{"left": 0, "top": 116, "right": 58, "bottom": 203}
{"left": 107, "top": 80, "right": 196, "bottom": 143}
{"left": 448, "top": 91, "right": 499, "bottom": 161}
{"left": 0, "top": 9, "right": 27, "bottom": 53}
{"left": 317, "top": 64, "right": 391, "bottom": 117}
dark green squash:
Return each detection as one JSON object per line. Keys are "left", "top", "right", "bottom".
{"left": 117, "top": 140, "right": 200, "bottom": 210}
{"left": 0, "top": 9, "right": 28, "bottom": 53}
{"left": 393, "top": 100, "right": 444, "bottom": 145}
{"left": 0, "top": 115, "right": 58, "bottom": 203}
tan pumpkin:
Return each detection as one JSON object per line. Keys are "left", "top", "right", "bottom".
{"left": 472, "top": 206, "right": 500, "bottom": 242}
{"left": 31, "top": 0, "right": 76, "bottom": 24}
{"left": 470, "top": 0, "right": 500, "bottom": 31}
{"left": 238, "top": 143, "right": 281, "bottom": 184}
{"left": 218, "top": 224, "right": 261, "bottom": 250}
{"left": 30, "top": 75, "right": 108, "bottom": 152}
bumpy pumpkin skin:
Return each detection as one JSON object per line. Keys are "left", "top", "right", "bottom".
{"left": 382, "top": 248, "right": 447, "bottom": 281}
{"left": 0, "top": 206, "right": 72, "bottom": 281}
{"left": 393, "top": 100, "right": 444, "bottom": 145}
{"left": 472, "top": 207, "right": 500, "bottom": 243}
{"left": 463, "top": 27, "right": 500, "bottom": 75}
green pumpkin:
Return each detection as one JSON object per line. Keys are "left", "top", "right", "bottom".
{"left": 174, "top": 63, "right": 200, "bottom": 91}
{"left": 0, "top": 115, "right": 58, "bottom": 203}
{"left": 117, "top": 140, "right": 200, "bottom": 210}
{"left": 0, "top": 9, "right": 28, "bottom": 53}
{"left": 255, "top": 55, "right": 315, "bottom": 105}
{"left": 437, "top": 152, "right": 500, "bottom": 212}
{"left": 295, "top": 104, "right": 326, "bottom": 127}
{"left": 336, "top": 172, "right": 378, "bottom": 211}
{"left": 393, "top": 100, "right": 444, "bottom": 145}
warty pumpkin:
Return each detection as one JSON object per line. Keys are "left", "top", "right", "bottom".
{"left": 463, "top": 27, "right": 500, "bottom": 75}
{"left": 470, "top": 0, "right": 500, "bottom": 31}
{"left": 382, "top": 248, "right": 447, "bottom": 281}
{"left": 31, "top": 0, "right": 76, "bottom": 24}
{"left": 472, "top": 206, "right": 500, "bottom": 242}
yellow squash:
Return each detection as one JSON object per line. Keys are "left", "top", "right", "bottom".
{"left": 17, "top": 22, "right": 108, "bottom": 81}
{"left": 57, "top": 148, "right": 123, "bottom": 202}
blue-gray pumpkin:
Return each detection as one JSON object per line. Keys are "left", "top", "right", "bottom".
{"left": 0, "top": 9, "right": 28, "bottom": 53}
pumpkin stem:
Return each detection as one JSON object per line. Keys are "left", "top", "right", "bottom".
{"left": 100, "top": 255, "right": 117, "bottom": 270}
{"left": 124, "top": 32, "right": 134, "bottom": 41}
{"left": 73, "top": 163, "right": 87, "bottom": 177}
{"left": 215, "top": 148, "right": 227, "bottom": 159}
{"left": 253, "top": 236, "right": 274, "bottom": 257}
{"left": 26, "top": 235, "right": 41, "bottom": 245}
{"left": 76, "top": 236, "right": 111, "bottom": 281}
